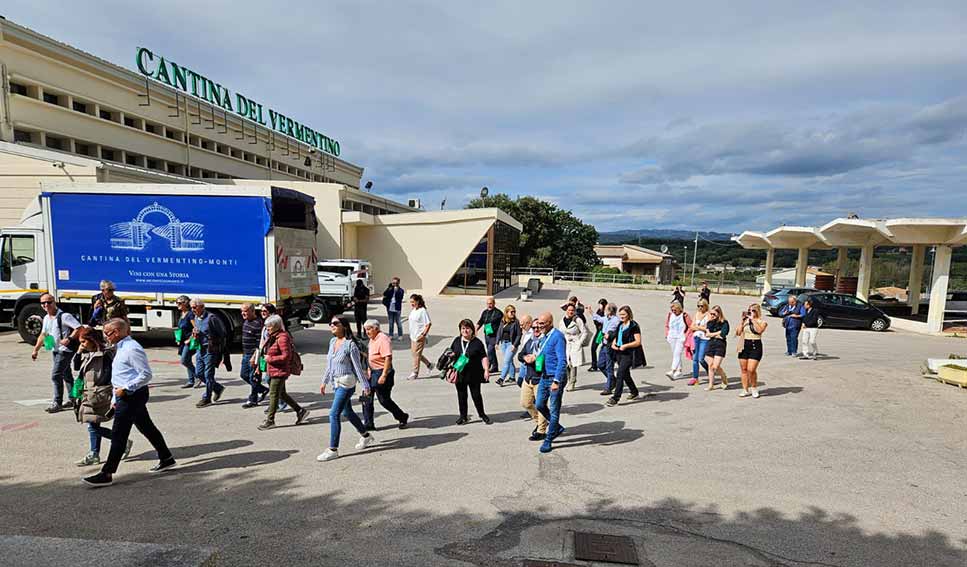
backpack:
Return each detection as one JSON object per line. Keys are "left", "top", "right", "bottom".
{"left": 351, "top": 335, "right": 370, "bottom": 372}
{"left": 287, "top": 332, "right": 304, "bottom": 376}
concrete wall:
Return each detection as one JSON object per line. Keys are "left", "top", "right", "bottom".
{"left": 357, "top": 216, "right": 496, "bottom": 294}
{"left": 0, "top": 150, "right": 98, "bottom": 226}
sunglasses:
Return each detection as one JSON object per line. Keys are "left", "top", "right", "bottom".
{"left": 40, "top": 301, "right": 53, "bottom": 305}
{"left": 329, "top": 321, "right": 341, "bottom": 326}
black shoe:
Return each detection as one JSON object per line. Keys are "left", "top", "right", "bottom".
{"left": 213, "top": 388, "right": 223, "bottom": 402}
{"left": 196, "top": 399, "right": 211, "bottom": 408}
{"left": 150, "top": 458, "right": 176, "bottom": 473}
{"left": 82, "top": 472, "right": 113, "bottom": 487}
{"left": 45, "top": 403, "right": 63, "bottom": 414}
{"left": 180, "top": 383, "right": 194, "bottom": 389}
{"left": 481, "top": 415, "right": 492, "bottom": 425}
{"left": 605, "top": 398, "right": 618, "bottom": 407}
{"left": 528, "top": 430, "right": 546, "bottom": 442}
{"left": 365, "top": 424, "right": 376, "bottom": 432}
{"left": 599, "top": 390, "right": 612, "bottom": 396}
{"left": 193, "top": 381, "right": 204, "bottom": 389}
{"left": 258, "top": 420, "right": 275, "bottom": 430}
{"left": 455, "top": 417, "right": 468, "bottom": 425}
{"left": 258, "top": 389, "right": 269, "bottom": 403}
{"left": 399, "top": 414, "right": 409, "bottom": 429}
{"left": 241, "top": 401, "right": 257, "bottom": 409}
{"left": 495, "top": 378, "right": 504, "bottom": 386}
{"left": 296, "top": 408, "right": 311, "bottom": 425}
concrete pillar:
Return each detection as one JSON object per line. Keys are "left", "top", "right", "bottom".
{"left": 907, "top": 245, "right": 925, "bottom": 315}
{"left": 856, "top": 244, "right": 874, "bottom": 301}
{"left": 762, "top": 248, "right": 775, "bottom": 296}
{"left": 927, "top": 245, "right": 952, "bottom": 334}
{"left": 835, "top": 247, "right": 848, "bottom": 277}
{"left": 794, "top": 247, "right": 809, "bottom": 287}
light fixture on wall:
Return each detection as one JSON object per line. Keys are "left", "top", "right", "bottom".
{"left": 364, "top": 181, "right": 373, "bottom": 192}
{"left": 304, "top": 157, "right": 312, "bottom": 167}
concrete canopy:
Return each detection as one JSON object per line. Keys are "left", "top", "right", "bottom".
{"left": 733, "top": 231, "right": 772, "bottom": 249}
{"left": 882, "top": 219, "right": 967, "bottom": 245}
{"left": 819, "top": 218, "right": 893, "bottom": 247}
{"left": 764, "top": 226, "right": 830, "bottom": 249}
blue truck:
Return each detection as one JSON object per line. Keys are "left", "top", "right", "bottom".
{"left": 0, "top": 183, "right": 319, "bottom": 343}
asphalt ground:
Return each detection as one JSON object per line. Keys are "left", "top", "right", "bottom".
{"left": 1, "top": 285, "right": 965, "bottom": 566}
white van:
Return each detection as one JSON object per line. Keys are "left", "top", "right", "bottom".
{"left": 316, "top": 259, "right": 373, "bottom": 297}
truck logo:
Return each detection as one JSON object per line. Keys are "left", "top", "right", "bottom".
{"left": 109, "top": 203, "right": 205, "bottom": 251}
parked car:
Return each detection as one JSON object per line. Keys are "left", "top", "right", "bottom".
{"left": 762, "top": 287, "right": 818, "bottom": 316}
{"left": 798, "top": 292, "right": 891, "bottom": 331}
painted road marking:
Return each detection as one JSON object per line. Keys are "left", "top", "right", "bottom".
{"left": 1, "top": 421, "right": 40, "bottom": 432}
{"left": 13, "top": 399, "right": 52, "bottom": 407}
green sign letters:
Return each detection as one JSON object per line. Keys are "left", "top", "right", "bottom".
{"left": 135, "top": 47, "right": 340, "bottom": 157}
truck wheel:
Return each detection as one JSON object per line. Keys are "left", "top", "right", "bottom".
{"left": 17, "top": 303, "right": 46, "bottom": 344}
{"left": 307, "top": 302, "right": 328, "bottom": 324}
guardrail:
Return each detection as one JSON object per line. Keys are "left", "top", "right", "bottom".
{"left": 511, "top": 268, "right": 761, "bottom": 295}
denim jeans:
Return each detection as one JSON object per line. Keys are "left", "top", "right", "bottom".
{"left": 597, "top": 346, "right": 614, "bottom": 391}
{"left": 535, "top": 377, "right": 565, "bottom": 440}
{"left": 200, "top": 349, "right": 224, "bottom": 401}
{"left": 692, "top": 337, "right": 710, "bottom": 377}
{"left": 87, "top": 422, "right": 112, "bottom": 454}
{"left": 387, "top": 310, "right": 403, "bottom": 338}
{"left": 180, "top": 346, "right": 199, "bottom": 385}
{"left": 240, "top": 351, "right": 269, "bottom": 403}
{"left": 329, "top": 386, "right": 367, "bottom": 449}
{"left": 50, "top": 350, "right": 75, "bottom": 405}
{"left": 499, "top": 341, "right": 516, "bottom": 382}
{"left": 361, "top": 368, "right": 407, "bottom": 427}
{"left": 784, "top": 326, "right": 801, "bottom": 355}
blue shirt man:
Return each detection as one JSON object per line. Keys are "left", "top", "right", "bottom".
{"left": 779, "top": 298, "right": 805, "bottom": 355}
{"left": 533, "top": 313, "right": 568, "bottom": 454}
{"left": 191, "top": 300, "right": 226, "bottom": 406}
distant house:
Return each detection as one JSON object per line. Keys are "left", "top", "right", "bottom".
{"left": 594, "top": 244, "right": 676, "bottom": 283}
{"left": 756, "top": 267, "right": 832, "bottom": 289}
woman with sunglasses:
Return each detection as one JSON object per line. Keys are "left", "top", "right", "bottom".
{"left": 737, "top": 304, "right": 768, "bottom": 398}
{"left": 317, "top": 316, "right": 375, "bottom": 461}
{"left": 700, "top": 305, "right": 731, "bottom": 391}
{"left": 175, "top": 295, "right": 201, "bottom": 389}
{"left": 495, "top": 304, "right": 521, "bottom": 386}
{"left": 448, "top": 319, "right": 491, "bottom": 425}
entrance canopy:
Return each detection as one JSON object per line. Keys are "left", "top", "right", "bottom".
{"left": 733, "top": 217, "right": 967, "bottom": 334}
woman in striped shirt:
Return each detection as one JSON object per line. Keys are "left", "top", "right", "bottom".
{"left": 317, "top": 316, "right": 375, "bottom": 462}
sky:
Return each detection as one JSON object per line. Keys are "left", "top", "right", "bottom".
{"left": 8, "top": 1, "right": 967, "bottom": 233}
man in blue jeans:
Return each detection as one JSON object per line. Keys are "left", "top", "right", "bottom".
{"left": 31, "top": 293, "right": 81, "bottom": 413}
{"left": 532, "top": 312, "right": 568, "bottom": 454}
{"left": 779, "top": 295, "right": 805, "bottom": 356}
{"left": 191, "top": 299, "right": 228, "bottom": 407}
{"left": 239, "top": 303, "right": 269, "bottom": 408}
{"left": 382, "top": 277, "right": 405, "bottom": 340}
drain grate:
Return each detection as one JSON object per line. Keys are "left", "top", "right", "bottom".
{"left": 573, "top": 532, "right": 639, "bottom": 565}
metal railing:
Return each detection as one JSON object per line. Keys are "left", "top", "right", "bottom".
{"left": 512, "top": 268, "right": 761, "bottom": 296}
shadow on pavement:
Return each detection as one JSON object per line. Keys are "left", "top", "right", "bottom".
{"left": 338, "top": 432, "right": 469, "bottom": 458}
{"left": 763, "top": 386, "right": 804, "bottom": 397}
{"left": 128, "top": 439, "right": 254, "bottom": 462}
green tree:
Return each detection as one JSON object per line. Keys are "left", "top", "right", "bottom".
{"left": 467, "top": 194, "right": 599, "bottom": 271}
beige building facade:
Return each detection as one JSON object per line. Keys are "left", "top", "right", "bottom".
{"left": 0, "top": 18, "right": 522, "bottom": 296}
{"left": 594, "top": 244, "right": 676, "bottom": 283}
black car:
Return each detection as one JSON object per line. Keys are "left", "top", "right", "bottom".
{"left": 763, "top": 287, "right": 818, "bottom": 316}
{"left": 798, "top": 292, "right": 891, "bottom": 332}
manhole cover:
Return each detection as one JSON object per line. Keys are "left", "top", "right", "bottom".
{"left": 573, "top": 532, "right": 639, "bottom": 565}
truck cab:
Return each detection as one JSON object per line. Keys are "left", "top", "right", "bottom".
{"left": 0, "top": 221, "right": 49, "bottom": 341}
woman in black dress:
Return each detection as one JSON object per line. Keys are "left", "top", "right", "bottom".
{"left": 449, "top": 319, "right": 491, "bottom": 425}
{"left": 351, "top": 279, "right": 370, "bottom": 337}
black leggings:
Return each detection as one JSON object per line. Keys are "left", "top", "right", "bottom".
{"left": 611, "top": 352, "right": 639, "bottom": 400}
{"left": 354, "top": 303, "right": 368, "bottom": 335}
{"left": 455, "top": 381, "right": 486, "bottom": 419}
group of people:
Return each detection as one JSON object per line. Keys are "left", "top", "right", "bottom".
{"left": 33, "top": 274, "right": 800, "bottom": 486}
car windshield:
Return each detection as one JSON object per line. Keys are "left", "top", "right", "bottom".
{"left": 317, "top": 265, "right": 353, "bottom": 276}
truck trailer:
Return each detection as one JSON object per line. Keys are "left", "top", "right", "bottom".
{"left": 0, "top": 183, "right": 320, "bottom": 343}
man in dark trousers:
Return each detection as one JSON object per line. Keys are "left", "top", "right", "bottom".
{"left": 240, "top": 303, "right": 269, "bottom": 408}
{"left": 699, "top": 282, "right": 711, "bottom": 303}
{"left": 476, "top": 296, "right": 503, "bottom": 374}
{"left": 83, "top": 318, "right": 175, "bottom": 486}
{"left": 382, "top": 277, "right": 405, "bottom": 341}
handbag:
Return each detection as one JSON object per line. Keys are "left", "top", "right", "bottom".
{"left": 445, "top": 368, "right": 459, "bottom": 384}
{"left": 335, "top": 374, "right": 357, "bottom": 389}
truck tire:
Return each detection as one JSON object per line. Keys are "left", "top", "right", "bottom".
{"left": 17, "top": 303, "right": 46, "bottom": 344}
{"left": 307, "top": 301, "right": 328, "bottom": 324}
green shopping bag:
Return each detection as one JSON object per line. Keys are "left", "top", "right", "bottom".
{"left": 453, "top": 353, "right": 470, "bottom": 372}
{"left": 535, "top": 353, "right": 545, "bottom": 373}
{"left": 188, "top": 337, "right": 199, "bottom": 351}
{"left": 258, "top": 356, "right": 267, "bottom": 373}
{"left": 483, "top": 323, "right": 494, "bottom": 336}
{"left": 173, "top": 328, "right": 183, "bottom": 344}
{"left": 43, "top": 334, "right": 56, "bottom": 351}
{"left": 594, "top": 330, "right": 603, "bottom": 345}
{"left": 70, "top": 376, "right": 83, "bottom": 400}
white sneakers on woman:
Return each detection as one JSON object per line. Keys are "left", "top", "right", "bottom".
{"left": 751, "top": 388, "right": 760, "bottom": 398}
{"left": 317, "top": 434, "right": 378, "bottom": 463}
{"left": 739, "top": 388, "right": 761, "bottom": 398}
{"left": 355, "top": 434, "right": 376, "bottom": 450}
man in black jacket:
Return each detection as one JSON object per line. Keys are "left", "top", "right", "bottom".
{"left": 381, "top": 277, "right": 405, "bottom": 340}
{"left": 476, "top": 296, "right": 502, "bottom": 374}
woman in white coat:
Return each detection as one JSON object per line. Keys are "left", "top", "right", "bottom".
{"left": 559, "top": 303, "right": 590, "bottom": 391}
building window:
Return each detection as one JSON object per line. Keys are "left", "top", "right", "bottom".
{"left": 13, "top": 129, "right": 34, "bottom": 143}
{"left": 145, "top": 123, "right": 158, "bottom": 135}
{"left": 99, "top": 109, "right": 115, "bottom": 121}
{"left": 74, "top": 142, "right": 93, "bottom": 156}
{"left": 443, "top": 221, "right": 520, "bottom": 296}
{"left": 72, "top": 101, "right": 88, "bottom": 113}
{"left": 125, "top": 153, "right": 142, "bottom": 166}
{"left": 123, "top": 116, "right": 136, "bottom": 128}
{"left": 146, "top": 158, "right": 159, "bottom": 170}
{"left": 45, "top": 136, "right": 65, "bottom": 150}
{"left": 9, "top": 82, "right": 28, "bottom": 96}
{"left": 101, "top": 148, "right": 116, "bottom": 161}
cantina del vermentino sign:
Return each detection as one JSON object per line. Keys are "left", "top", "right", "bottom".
{"left": 136, "top": 47, "right": 340, "bottom": 157}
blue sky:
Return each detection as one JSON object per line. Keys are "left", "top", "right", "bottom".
{"left": 9, "top": 1, "right": 967, "bottom": 232}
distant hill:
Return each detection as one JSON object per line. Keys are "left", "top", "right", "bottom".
{"left": 598, "top": 229, "right": 735, "bottom": 244}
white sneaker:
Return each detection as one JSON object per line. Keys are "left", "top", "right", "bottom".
{"left": 406, "top": 372, "right": 418, "bottom": 380}
{"left": 664, "top": 370, "right": 674, "bottom": 379}
{"left": 751, "top": 388, "right": 760, "bottom": 398}
{"left": 75, "top": 452, "right": 100, "bottom": 467}
{"left": 672, "top": 370, "right": 683, "bottom": 380}
{"left": 355, "top": 434, "right": 376, "bottom": 450}
{"left": 316, "top": 449, "right": 339, "bottom": 462}
{"left": 739, "top": 390, "right": 751, "bottom": 398}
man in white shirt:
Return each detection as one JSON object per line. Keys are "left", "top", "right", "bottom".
{"left": 30, "top": 293, "right": 81, "bottom": 413}
{"left": 83, "top": 318, "right": 175, "bottom": 487}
